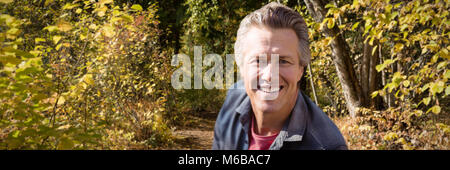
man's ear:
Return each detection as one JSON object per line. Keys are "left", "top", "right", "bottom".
{"left": 298, "top": 66, "right": 305, "bottom": 81}
{"left": 298, "top": 66, "right": 307, "bottom": 90}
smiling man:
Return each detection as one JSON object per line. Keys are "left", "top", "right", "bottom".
{"left": 212, "top": 2, "right": 347, "bottom": 150}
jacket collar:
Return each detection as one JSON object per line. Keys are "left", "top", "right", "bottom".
{"left": 235, "top": 91, "right": 308, "bottom": 143}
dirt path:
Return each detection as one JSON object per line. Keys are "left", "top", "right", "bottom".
{"left": 168, "top": 112, "right": 217, "bottom": 150}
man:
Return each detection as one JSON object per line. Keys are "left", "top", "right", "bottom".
{"left": 212, "top": 2, "right": 347, "bottom": 150}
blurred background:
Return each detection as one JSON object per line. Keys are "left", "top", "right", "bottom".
{"left": 0, "top": 0, "right": 448, "bottom": 150}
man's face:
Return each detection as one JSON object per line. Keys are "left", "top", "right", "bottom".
{"left": 240, "top": 26, "right": 304, "bottom": 114}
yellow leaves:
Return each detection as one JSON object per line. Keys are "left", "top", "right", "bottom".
{"left": 424, "top": 41, "right": 439, "bottom": 52}
{"left": 402, "top": 80, "right": 410, "bottom": 87}
{"left": 11, "top": 130, "right": 20, "bottom": 138}
{"left": 57, "top": 96, "right": 65, "bottom": 106}
{"left": 0, "top": 1, "right": 178, "bottom": 150}
{"left": 396, "top": 138, "right": 414, "bottom": 150}
{"left": 99, "top": 0, "right": 113, "bottom": 5}
{"left": 159, "top": 107, "right": 165, "bottom": 112}
{"left": 0, "top": 52, "right": 21, "bottom": 65}
{"left": 384, "top": 132, "right": 398, "bottom": 141}
{"left": 351, "top": 22, "right": 360, "bottom": 31}
{"left": 321, "top": 18, "right": 335, "bottom": 30}
{"left": 396, "top": 137, "right": 406, "bottom": 145}
{"left": 411, "top": 109, "right": 423, "bottom": 117}
{"left": 82, "top": 74, "right": 94, "bottom": 86}
{"left": 322, "top": 37, "right": 334, "bottom": 46}
{"left": 57, "top": 136, "right": 74, "bottom": 150}
{"left": 146, "top": 84, "right": 155, "bottom": 95}
{"left": 62, "top": 3, "right": 79, "bottom": 10}
{"left": 352, "top": 0, "right": 360, "bottom": 11}
{"left": 427, "top": 105, "right": 441, "bottom": 115}
{"left": 441, "top": 47, "right": 450, "bottom": 59}
{"left": 0, "top": 0, "right": 13, "bottom": 4}
{"left": 75, "top": 8, "right": 82, "bottom": 14}
{"left": 131, "top": 4, "right": 143, "bottom": 11}
{"left": 0, "top": 14, "right": 16, "bottom": 27}
{"left": 111, "top": 13, "right": 134, "bottom": 24}
{"left": 44, "top": 25, "right": 58, "bottom": 32}
{"left": 95, "top": 6, "right": 108, "bottom": 17}
{"left": 422, "top": 97, "right": 431, "bottom": 106}
{"left": 55, "top": 42, "right": 70, "bottom": 51}
{"left": 56, "top": 21, "right": 73, "bottom": 32}
{"left": 429, "top": 80, "right": 445, "bottom": 96}
{"left": 44, "top": 21, "right": 72, "bottom": 33}
{"left": 1, "top": 15, "right": 21, "bottom": 39}
{"left": 89, "top": 23, "right": 98, "bottom": 30}
{"left": 358, "top": 125, "right": 372, "bottom": 131}
{"left": 44, "top": 0, "right": 54, "bottom": 6}
{"left": 68, "top": 74, "right": 95, "bottom": 98}
{"left": 79, "top": 33, "right": 87, "bottom": 40}
{"left": 393, "top": 43, "right": 404, "bottom": 53}
{"left": 57, "top": 124, "right": 71, "bottom": 130}
{"left": 371, "top": 91, "right": 379, "bottom": 98}
{"left": 436, "top": 123, "right": 450, "bottom": 134}
{"left": 376, "top": 58, "right": 397, "bottom": 72}
{"left": 102, "top": 25, "right": 115, "bottom": 38}
{"left": 52, "top": 36, "right": 62, "bottom": 44}
{"left": 6, "top": 28, "right": 20, "bottom": 39}
{"left": 35, "top": 38, "right": 46, "bottom": 44}
{"left": 120, "top": 14, "right": 133, "bottom": 23}
{"left": 392, "top": 72, "right": 406, "bottom": 87}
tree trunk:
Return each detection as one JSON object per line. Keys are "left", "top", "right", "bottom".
{"left": 308, "top": 64, "right": 319, "bottom": 104}
{"left": 369, "top": 41, "right": 384, "bottom": 109}
{"left": 361, "top": 38, "right": 371, "bottom": 106}
{"left": 304, "top": 0, "right": 363, "bottom": 117}
{"left": 362, "top": 38, "right": 384, "bottom": 109}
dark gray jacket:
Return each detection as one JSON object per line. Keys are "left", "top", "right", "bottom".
{"left": 212, "top": 81, "right": 347, "bottom": 150}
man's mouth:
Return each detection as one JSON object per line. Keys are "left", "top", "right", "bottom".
{"left": 257, "top": 84, "right": 284, "bottom": 93}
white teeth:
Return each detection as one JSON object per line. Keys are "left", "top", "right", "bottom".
{"left": 259, "top": 87, "right": 280, "bottom": 93}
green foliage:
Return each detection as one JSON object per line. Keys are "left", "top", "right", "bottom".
{"left": 356, "top": 0, "right": 448, "bottom": 116}
{"left": 0, "top": 13, "right": 57, "bottom": 149}
{"left": 1, "top": 0, "right": 173, "bottom": 149}
{"left": 318, "top": 0, "right": 449, "bottom": 149}
{"left": 171, "top": 0, "right": 262, "bottom": 120}
{"left": 0, "top": 0, "right": 448, "bottom": 150}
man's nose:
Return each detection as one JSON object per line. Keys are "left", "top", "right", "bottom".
{"left": 260, "top": 63, "right": 272, "bottom": 82}
{"left": 259, "top": 62, "right": 273, "bottom": 82}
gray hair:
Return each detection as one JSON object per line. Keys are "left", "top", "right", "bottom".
{"left": 234, "top": 2, "right": 311, "bottom": 67}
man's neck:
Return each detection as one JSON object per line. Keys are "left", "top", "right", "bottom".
{"left": 252, "top": 112, "right": 286, "bottom": 136}
{"left": 252, "top": 89, "right": 299, "bottom": 136}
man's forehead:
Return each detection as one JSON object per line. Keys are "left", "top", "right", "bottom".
{"left": 242, "top": 27, "right": 299, "bottom": 58}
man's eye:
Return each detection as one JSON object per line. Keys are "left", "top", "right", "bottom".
{"left": 280, "top": 59, "right": 289, "bottom": 64}
{"left": 250, "top": 58, "right": 260, "bottom": 64}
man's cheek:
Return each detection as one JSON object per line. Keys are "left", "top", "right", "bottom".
{"left": 245, "top": 67, "right": 259, "bottom": 90}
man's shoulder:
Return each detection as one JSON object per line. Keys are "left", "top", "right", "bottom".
{"left": 300, "top": 92, "right": 347, "bottom": 149}
{"left": 212, "top": 81, "right": 248, "bottom": 150}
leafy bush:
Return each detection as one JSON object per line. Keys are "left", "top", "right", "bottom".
{"left": 0, "top": 0, "right": 173, "bottom": 149}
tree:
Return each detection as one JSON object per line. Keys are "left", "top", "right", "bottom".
{"left": 304, "top": 0, "right": 364, "bottom": 117}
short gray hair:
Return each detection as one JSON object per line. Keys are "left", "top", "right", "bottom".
{"left": 234, "top": 2, "right": 311, "bottom": 67}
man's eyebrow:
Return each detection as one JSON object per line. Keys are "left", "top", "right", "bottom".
{"left": 279, "top": 55, "right": 294, "bottom": 59}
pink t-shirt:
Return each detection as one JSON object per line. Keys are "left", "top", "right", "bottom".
{"left": 248, "top": 116, "right": 279, "bottom": 150}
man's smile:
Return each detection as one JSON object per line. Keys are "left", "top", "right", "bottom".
{"left": 256, "top": 84, "right": 284, "bottom": 94}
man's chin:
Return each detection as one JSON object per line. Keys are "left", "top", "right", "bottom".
{"left": 254, "top": 100, "right": 281, "bottom": 113}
